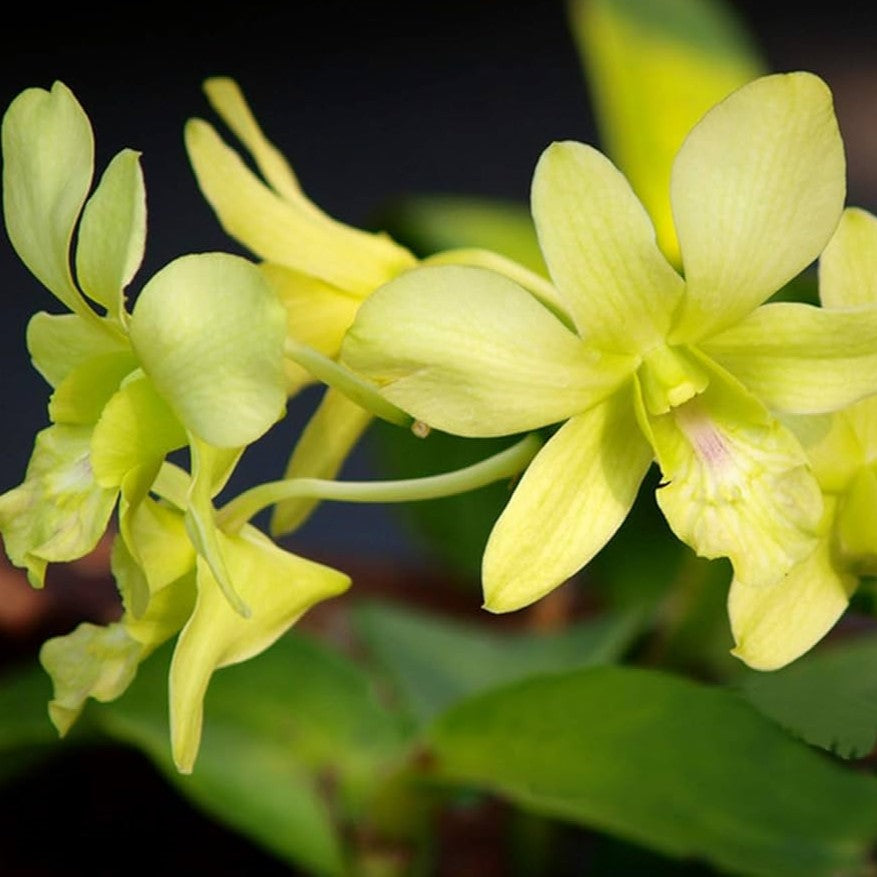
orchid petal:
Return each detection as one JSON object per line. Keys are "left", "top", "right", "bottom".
{"left": 184, "top": 118, "right": 415, "bottom": 294}
{"left": 40, "top": 621, "right": 143, "bottom": 736}
{"left": 75, "top": 148, "right": 146, "bottom": 321}
{"left": 0, "top": 425, "right": 116, "bottom": 587}
{"left": 2, "top": 81, "right": 93, "bottom": 314}
{"left": 169, "top": 527, "right": 349, "bottom": 772}
{"left": 729, "top": 532, "right": 855, "bottom": 670}
{"left": 484, "top": 388, "right": 653, "bottom": 612}
{"left": 48, "top": 351, "right": 137, "bottom": 425}
{"left": 703, "top": 302, "right": 877, "bottom": 414}
{"left": 342, "top": 265, "right": 634, "bottom": 437}
{"left": 531, "top": 141, "right": 684, "bottom": 353}
{"left": 129, "top": 252, "right": 287, "bottom": 448}
{"left": 270, "top": 388, "right": 373, "bottom": 536}
{"left": 671, "top": 72, "right": 845, "bottom": 341}
{"left": 651, "top": 363, "right": 823, "bottom": 587}
{"left": 570, "top": 0, "right": 764, "bottom": 266}
{"left": 260, "top": 262, "right": 361, "bottom": 395}
{"left": 819, "top": 207, "right": 877, "bottom": 309}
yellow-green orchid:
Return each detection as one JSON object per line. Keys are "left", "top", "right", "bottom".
{"left": 185, "top": 77, "right": 560, "bottom": 534}
{"left": 730, "top": 207, "right": 877, "bottom": 670}
{"left": 0, "top": 81, "right": 349, "bottom": 773}
{"left": 342, "top": 72, "right": 877, "bottom": 613}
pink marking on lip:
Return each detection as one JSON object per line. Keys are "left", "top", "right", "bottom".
{"left": 677, "top": 404, "right": 729, "bottom": 468}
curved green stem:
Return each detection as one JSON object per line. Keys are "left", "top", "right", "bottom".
{"left": 217, "top": 432, "right": 542, "bottom": 533}
{"left": 284, "top": 339, "right": 414, "bottom": 429}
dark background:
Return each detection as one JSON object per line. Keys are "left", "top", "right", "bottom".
{"left": 0, "top": 0, "right": 875, "bottom": 564}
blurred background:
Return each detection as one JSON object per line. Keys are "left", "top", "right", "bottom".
{"left": 1, "top": 1, "right": 876, "bottom": 872}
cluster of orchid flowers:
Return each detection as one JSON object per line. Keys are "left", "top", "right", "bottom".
{"left": 3, "top": 69, "right": 877, "bottom": 774}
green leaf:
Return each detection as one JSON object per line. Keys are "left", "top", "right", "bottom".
{"left": 354, "top": 598, "right": 642, "bottom": 725}
{"left": 129, "top": 252, "right": 287, "bottom": 448}
{"left": 377, "top": 195, "right": 546, "bottom": 275}
{"left": 0, "top": 663, "right": 57, "bottom": 752}
{"left": 737, "top": 634, "right": 877, "bottom": 760}
{"left": 2, "top": 81, "right": 93, "bottom": 313}
{"left": 100, "top": 632, "right": 410, "bottom": 873}
{"left": 75, "top": 148, "right": 146, "bottom": 320}
{"left": 428, "top": 667, "right": 877, "bottom": 877}
{"left": 568, "top": 0, "right": 764, "bottom": 265}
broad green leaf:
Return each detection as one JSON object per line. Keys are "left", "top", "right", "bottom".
{"left": 75, "top": 148, "right": 146, "bottom": 320}
{"left": 569, "top": 0, "right": 764, "bottom": 265}
{"left": 376, "top": 194, "right": 546, "bottom": 275}
{"left": 101, "top": 632, "right": 411, "bottom": 873}
{"left": 428, "top": 667, "right": 877, "bottom": 877}
{"left": 47, "top": 350, "right": 137, "bottom": 425}
{"left": 26, "top": 312, "right": 129, "bottom": 389}
{"left": 0, "top": 425, "right": 117, "bottom": 587}
{"left": 129, "top": 252, "right": 287, "bottom": 448}
{"left": 353, "top": 599, "right": 643, "bottom": 725}
{"left": 0, "top": 663, "right": 57, "bottom": 751}
{"left": 1, "top": 81, "right": 93, "bottom": 313}
{"left": 737, "top": 634, "right": 877, "bottom": 760}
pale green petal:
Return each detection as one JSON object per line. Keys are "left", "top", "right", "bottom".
{"left": 342, "top": 265, "right": 634, "bottom": 437}
{"left": 1, "top": 81, "right": 93, "bottom": 313}
{"left": 90, "top": 375, "right": 187, "bottom": 488}
{"left": 729, "top": 532, "right": 855, "bottom": 670}
{"left": 703, "top": 302, "right": 877, "bottom": 414}
{"left": 129, "top": 252, "right": 287, "bottom": 448}
{"left": 260, "top": 262, "right": 361, "bottom": 394}
{"left": 119, "top": 496, "right": 194, "bottom": 605}
{"left": 0, "top": 425, "right": 117, "bottom": 587}
{"left": 530, "top": 141, "right": 684, "bottom": 353}
{"left": 786, "top": 411, "right": 864, "bottom": 495}
{"left": 270, "top": 388, "right": 373, "bottom": 536}
{"left": 112, "top": 533, "right": 196, "bottom": 646}
{"left": 75, "top": 148, "right": 146, "bottom": 321}
{"left": 40, "top": 621, "right": 143, "bottom": 735}
{"left": 819, "top": 207, "right": 877, "bottom": 309}
{"left": 169, "top": 528, "right": 350, "bottom": 772}
{"left": 484, "top": 388, "right": 653, "bottom": 612}
{"left": 836, "top": 466, "right": 877, "bottom": 573}
{"left": 671, "top": 72, "right": 845, "bottom": 341}
{"left": 26, "top": 312, "right": 129, "bottom": 389}
{"left": 569, "top": 0, "right": 764, "bottom": 266}
{"left": 184, "top": 118, "right": 415, "bottom": 294}
{"left": 651, "top": 363, "right": 823, "bottom": 587}
{"left": 846, "top": 397, "right": 877, "bottom": 466}
{"left": 202, "top": 77, "right": 307, "bottom": 203}
{"left": 184, "top": 437, "right": 247, "bottom": 617}
{"left": 47, "top": 351, "right": 137, "bottom": 425}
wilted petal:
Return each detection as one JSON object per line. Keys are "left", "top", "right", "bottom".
{"left": 729, "top": 531, "right": 855, "bottom": 670}
{"left": 651, "top": 364, "right": 823, "bottom": 587}
{"left": 342, "top": 264, "right": 634, "bottom": 437}
{"left": 819, "top": 207, "right": 877, "bottom": 309}
{"left": 703, "top": 302, "right": 877, "bottom": 414}
{"left": 484, "top": 387, "right": 653, "bottom": 612}
{"left": 0, "top": 425, "right": 116, "bottom": 587}
{"left": 169, "top": 527, "right": 350, "bottom": 773}
{"left": 40, "top": 621, "right": 143, "bottom": 735}
{"left": 531, "top": 140, "right": 684, "bottom": 353}
{"left": 671, "top": 72, "right": 845, "bottom": 341}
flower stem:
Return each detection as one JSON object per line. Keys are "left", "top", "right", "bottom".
{"left": 284, "top": 339, "right": 415, "bottom": 429}
{"left": 217, "top": 433, "right": 542, "bottom": 533}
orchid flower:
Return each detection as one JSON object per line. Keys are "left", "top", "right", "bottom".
{"left": 342, "top": 72, "right": 877, "bottom": 613}
{"left": 730, "top": 207, "right": 877, "bottom": 669}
